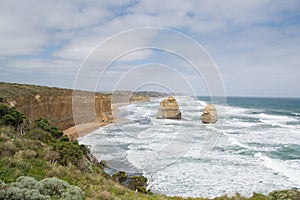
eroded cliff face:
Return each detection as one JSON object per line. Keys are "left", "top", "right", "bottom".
{"left": 129, "top": 95, "right": 150, "bottom": 103}
{"left": 13, "top": 94, "right": 113, "bottom": 131}
{"left": 1, "top": 83, "right": 152, "bottom": 136}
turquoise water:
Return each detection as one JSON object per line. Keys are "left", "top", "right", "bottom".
{"left": 79, "top": 96, "right": 300, "bottom": 198}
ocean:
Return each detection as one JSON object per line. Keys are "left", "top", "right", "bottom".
{"left": 79, "top": 96, "right": 300, "bottom": 198}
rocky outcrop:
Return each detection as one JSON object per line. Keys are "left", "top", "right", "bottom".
{"left": 156, "top": 96, "right": 181, "bottom": 119}
{"left": 202, "top": 104, "right": 218, "bottom": 123}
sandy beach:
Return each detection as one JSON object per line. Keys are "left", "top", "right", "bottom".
{"left": 63, "top": 102, "right": 130, "bottom": 140}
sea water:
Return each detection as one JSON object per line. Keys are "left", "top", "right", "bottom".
{"left": 79, "top": 96, "right": 300, "bottom": 198}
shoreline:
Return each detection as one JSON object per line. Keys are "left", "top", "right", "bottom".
{"left": 63, "top": 102, "right": 131, "bottom": 140}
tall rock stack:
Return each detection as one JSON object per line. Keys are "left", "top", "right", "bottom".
{"left": 156, "top": 96, "right": 181, "bottom": 119}
{"left": 202, "top": 104, "right": 218, "bottom": 123}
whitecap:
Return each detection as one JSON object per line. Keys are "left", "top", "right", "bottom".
{"left": 254, "top": 153, "right": 300, "bottom": 186}
{"left": 258, "top": 113, "right": 297, "bottom": 122}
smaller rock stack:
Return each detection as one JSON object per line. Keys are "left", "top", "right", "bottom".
{"left": 156, "top": 96, "right": 181, "bottom": 119}
{"left": 202, "top": 104, "right": 218, "bottom": 123}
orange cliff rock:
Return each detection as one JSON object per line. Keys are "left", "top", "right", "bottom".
{"left": 0, "top": 82, "right": 152, "bottom": 140}
{"left": 12, "top": 94, "right": 113, "bottom": 137}
{"left": 129, "top": 95, "right": 150, "bottom": 103}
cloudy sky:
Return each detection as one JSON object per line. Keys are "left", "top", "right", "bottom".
{"left": 1, "top": 0, "right": 300, "bottom": 97}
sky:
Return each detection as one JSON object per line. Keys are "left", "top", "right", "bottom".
{"left": 0, "top": 0, "right": 300, "bottom": 97}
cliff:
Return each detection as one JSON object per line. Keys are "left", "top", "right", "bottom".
{"left": 13, "top": 93, "right": 113, "bottom": 131}
{"left": 0, "top": 82, "right": 113, "bottom": 131}
{"left": 0, "top": 83, "right": 152, "bottom": 137}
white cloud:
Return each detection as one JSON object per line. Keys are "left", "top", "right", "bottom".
{"left": 0, "top": 0, "right": 299, "bottom": 96}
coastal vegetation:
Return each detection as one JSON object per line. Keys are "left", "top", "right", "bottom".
{"left": 0, "top": 83, "right": 299, "bottom": 199}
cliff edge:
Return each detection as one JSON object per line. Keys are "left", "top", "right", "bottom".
{"left": 0, "top": 82, "right": 113, "bottom": 133}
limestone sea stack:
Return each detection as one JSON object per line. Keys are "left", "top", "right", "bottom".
{"left": 156, "top": 96, "right": 181, "bottom": 119}
{"left": 202, "top": 104, "right": 218, "bottom": 123}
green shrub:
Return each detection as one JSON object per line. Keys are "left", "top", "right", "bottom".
{"left": 112, "top": 171, "right": 128, "bottom": 184}
{"left": 40, "top": 177, "right": 69, "bottom": 197}
{"left": 34, "top": 118, "right": 63, "bottom": 139}
{"left": 269, "top": 189, "right": 300, "bottom": 200}
{"left": 0, "top": 97, "right": 5, "bottom": 103}
{"left": 4, "top": 186, "right": 25, "bottom": 200}
{"left": 40, "top": 177, "right": 84, "bottom": 199}
{"left": 53, "top": 141, "right": 84, "bottom": 166}
{"left": 18, "top": 149, "right": 37, "bottom": 159}
{"left": 128, "top": 175, "right": 148, "bottom": 193}
{"left": 0, "top": 105, "right": 26, "bottom": 130}
{"left": 61, "top": 186, "right": 84, "bottom": 200}
{"left": 249, "top": 193, "right": 270, "bottom": 200}
{"left": 0, "top": 176, "right": 84, "bottom": 200}
{"left": 26, "top": 128, "right": 54, "bottom": 143}
{"left": 59, "top": 135, "right": 69, "bottom": 142}
{"left": 0, "top": 141, "right": 16, "bottom": 156}
{"left": 44, "top": 150, "right": 60, "bottom": 165}
{"left": 0, "top": 104, "right": 9, "bottom": 117}
{"left": 24, "top": 189, "right": 51, "bottom": 200}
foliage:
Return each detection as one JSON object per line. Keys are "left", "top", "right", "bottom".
{"left": 0, "top": 104, "right": 27, "bottom": 130}
{"left": 26, "top": 128, "right": 54, "bottom": 143}
{"left": 128, "top": 175, "right": 148, "bottom": 193}
{"left": 34, "top": 118, "right": 63, "bottom": 139}
{"left": 0, "top": 140, "right": 17, "bottom": 156}
{"left": 112, "top": 171, "right": 128, "bottom": 184}
{"left": 269, "top": 189, "right": 300, "bottom": 200}
{"left": 0, "top": 176, "right": 84, "bottom": 200}
{"left": 0, "top": 97, "right": 5, "bottom": 103}
{"left": 0, "top": 104, "right": 9, "bottom": 117}
{"left": 53, "top": 141, "right": 84, "bottom": 166}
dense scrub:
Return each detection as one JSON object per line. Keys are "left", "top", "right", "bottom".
{"left": 0, "top": 104, "right": 299, "bottom": 200}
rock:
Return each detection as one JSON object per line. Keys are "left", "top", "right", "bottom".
{"left": 156, "top": 96, "right": 181, "bottom": 119}
{"left": 34, "top": 95, "right": 41, "bottom": 102}
{"left": 202, "top": 104, "right": 218, "bottom": 123}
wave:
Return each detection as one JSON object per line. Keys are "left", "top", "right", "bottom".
{"left": 227, "top": 137, "right": 275, "bottom": 152}
{"left": 259, "top": 119, "right": 295, "bottom": 128}
{"left": 292, "top": 112, "right": 300, "bottom": 116}
{"left": 258, "top": 113, "right": 297, "bottom": 122}
{"left": 224, "top": 118, "right": 256, "bottom": 128}
{"left": 254, "top": 153, "right": 300, "bottom": 186}
{"left": 224, "top": 106, "right": 251, "bottom": 115}
{"left": 257, "top": 113, "right": 298, "bottom": 128}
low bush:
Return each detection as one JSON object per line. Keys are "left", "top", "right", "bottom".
{"left": 0, "top": 176, "right": 84, "bottom": 200}
{"left": 112, "top": 171, "right": 128, "bottom": 184}
{"left": 34, "top": 118, "right": 63, "bottom": 139}
{"left": 53, "top": 141, "right": 84, "bottom": 166}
